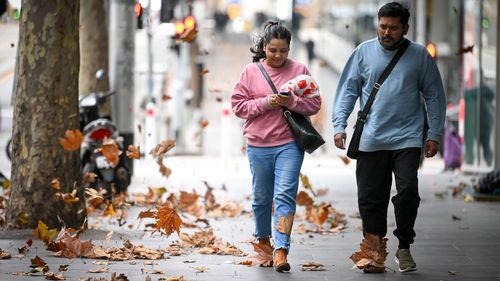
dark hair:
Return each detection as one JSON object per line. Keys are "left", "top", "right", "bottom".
{"left": 378, "top": 2, "right": 410, "bottom": 26}
{"left": 250, "top": 21, "right": 292, "bottom": 62}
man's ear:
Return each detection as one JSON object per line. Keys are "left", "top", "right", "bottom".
{"left": 403, "top": 24, "right": 409, "bottom": 35}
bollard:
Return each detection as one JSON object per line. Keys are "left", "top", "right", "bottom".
{"left": 144, "top": 102, "right": 157, "bottom": 159}
{"left": 221, "top": 102, "right": 231, "bottom": 159}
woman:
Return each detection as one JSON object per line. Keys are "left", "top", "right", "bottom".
{"left": 231, "top": 21, "right": 321, "bottom": 272}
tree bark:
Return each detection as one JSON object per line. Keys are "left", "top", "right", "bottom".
{"left": 5, "top": 0, "right": 86, "bottom": 229}
{"left": 79, "top": 0, "right": 109, "bottom": 95}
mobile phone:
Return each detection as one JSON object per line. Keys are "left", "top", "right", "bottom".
{"left": 279, "top": 91, "right": 290, "bottom": 96}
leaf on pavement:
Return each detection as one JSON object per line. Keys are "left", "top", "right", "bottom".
{"left": 179, "top": 229, "right": 215, "bottom": 247}
{"left": 44, "top": 272, "right": 65, "bottom": 280}
{"left": 34, "top": 220, "right": 58, "bottom": 245}
{"left": 103, "top": 202, "right": 116, "bottom": 217}
{"left": 155, "top": 205, "right": 182, "bottom": 237}
{"left": 59, "top": 233, "right": 95, "bottom": 259}
{"left": 301, "top": 262, "right": 325, "bottom": 271}
{"left": 54, "top": 188, "right": 80, "bottom": 205}
{"left": 244, "top": 241, "right": 274, "bottom": 267}
{"left": 203, "top": 181, "right": 219, "bottom": 212}
{"left": 350, "top": 233, "right": 387, "bottom": 272}
{"left": 126, "top": 145, "right": 141, "bottom": 159}
{"left": 149, "top": 139, "right": 176, "bottom": 157}
{"left": 31, "top": 255, "right": 49, "bottom": 273}
{"left": 98, "top": 138, "right": 121, "bottom": 167}
{"left": 59, "top": 129, "right": 83, "bottom": 151}
{"left": 0, "top": 248, "right": 11, "bottom": 259}
{"left": 179, "top": 190, "right": 199, "bottom": 209}
{"left": 87, "top": 267, "right": 108, "bottom": 273}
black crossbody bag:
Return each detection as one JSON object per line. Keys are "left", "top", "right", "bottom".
{"left": 257, "top": 62, "right": 325, "bottom": 154}
{"left": 346, "top": 39, "right": 411, "bottom": 159}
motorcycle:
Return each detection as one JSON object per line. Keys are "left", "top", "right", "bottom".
{"left": 80, "top": 69, "right": 130, "bottom": 198}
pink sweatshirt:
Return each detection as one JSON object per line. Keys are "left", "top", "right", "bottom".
{"left": 231, "top": 59, "right": 321, "bottom": 147}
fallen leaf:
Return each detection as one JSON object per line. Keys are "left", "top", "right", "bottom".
{"left": 59, "top": 129, "right": 83, "bottom": 151}
{"left": 157, "top": 158, "right": 172, "bottom": 178}
{"left": 0, "top": 248, "right": 11, "bottom": 259}
{"left": 456, "top": 44, "right": 474, "bottom": 55}
{"left": 296, "top": 191, "right": 314, "bottom": 208}
{"left": 82, "top": 172, "right": 97, "bottom": 185}
{"left": 150, "top": 140, "right": 176, "bottom": 157}
{"left": 350, "top": 233, "right": 387, "bottom": 273}
{"left": 50, "top": 178, "right": 61, "bottom": 190}
{"left": 87, "top": 267, "right": 108, "bottom": 273}
{"left": 126, "top": 145, "right": 141, "bottom": 159}
{"left": 98, "top": 139, "right": 121, "bottom": 167}
{"left": 301, "top": 262, "right": 325, "bottom": 271}
{"left": 201, "top": 69, "right": 210, "bottom": 75}
{"left": 193, "top": 266, "right": 209, "bottom": 272}
{"left": 155, "top": 205, "right": 182, "bottom": 237}
{"left": 245, "top": 242, "right": 273, "bottom": 267}
{"left": 31, "top": 255, "right": 49, "bottom": 273}
{"left": 44, "top": 272, "right": 66, "bottom": 280}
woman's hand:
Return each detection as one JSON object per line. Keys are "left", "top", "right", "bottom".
{"left": 268, "top": 93, "right": 290, "bottom": 109}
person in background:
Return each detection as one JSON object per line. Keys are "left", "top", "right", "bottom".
{"left": 231, "top": 21, "right": 321, "bottom": 272}
{"left": 332, "top": 2, "right": 446, "bottom": 273}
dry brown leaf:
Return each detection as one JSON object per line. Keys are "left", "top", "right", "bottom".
{"left": 193, "top": 266, "right": 209, "bottom": 272}
{"left": 138, "top": 210, "right": 156, "bottom": 219}
{"left": 456, "top": 44, "right": 474, "bottom": 55}
{"left": 307, "top": 203, "right": 330, "bottom": 226}
{"left": 350, "top": 233, "right": 388, "bottom": 272}
{"left": 203, "top": 181, "right": 219, "bottom": 212}
{"left": 180, "top": 28, "right": 198, "bottom": 42}
{"left": 44, "top": 272, "right": 65, "bottom": 280}
{"left": 179, "top": 229, "right": 215, "bottom": 247}
{"left": 87, "top": 267, "right": 108, "bottom": 273}
{"left": 0, "top": 248, "right": 11, "bottom": 259}
{"left": 338, "top": 155, "right": 350, "bottom": 165}
{"left": 301, "top": 262, "right": 325, "bottom": 271}
{"left": 296, "top": 191, "right": 314, "bottom": 208}
{"left": 98, "top": 139, "right": 121, "bottom": 167}
{"left": 54, "top": 188, "right": 80, "bottom": 205}
{"left": 162, "top": 94, "right": 172, "bottom": 101}
{"left": 50, "top": 178, "right": 61, "bottom": 190}
{"left": 103, "top": 202, "right": 116, "bottom": 217}
{"left": 31, "top": 255, "right": 49, "bottom": 273}
{"left": 179, "top": 190, "right": 199, "bottom": 209}
{"left": 155, "top": 205, "right": 182, "bottom": 237}
{"left": 201, "top": 69, "right": 210, "bottom": 75}
{"left": 245, "top": 242, "right": 274, "bottom": 267}
{"left": 59, "top": 129, "right": 83, "bottom": 151}
{"left": 200, "top": 119, "right": 209, "bottom": 128}
{"left": 215, "top": 96, "right": 223, "bottom": 103}
{"left": 59, "top": 233, "right": 95, "bottom": 259}
{"left": 150, "top": 139, "right": 176, "bottom": 157}
{"left": 157, "top": 158, "right": 172, "bottom": 178}
{"left": 126, "top": 145, "right": 141, "bottom": 159}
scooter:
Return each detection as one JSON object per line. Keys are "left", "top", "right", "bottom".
{"left": 80, "top": 70, "right": 130, "bottom": 198}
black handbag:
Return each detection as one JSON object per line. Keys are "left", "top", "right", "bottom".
{"left": 346, "top": 39, "right": 411, "bottom": 159}
{"left": 257, "top": 62, "right": 325, "bottom": 154}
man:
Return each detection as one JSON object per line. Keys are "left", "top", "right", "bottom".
{"left": 332, "top": 2, "right": 446, "bottom": 273}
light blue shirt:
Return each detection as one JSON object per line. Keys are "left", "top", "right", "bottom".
{"left": 333, "top": 38, "right": 446, "bottom": 151}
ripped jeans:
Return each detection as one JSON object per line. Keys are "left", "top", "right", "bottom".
{"left": 247, "top": 141, "right": 304, "bottom": 252}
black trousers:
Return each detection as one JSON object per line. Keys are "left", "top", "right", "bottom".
{"left": 356, "top": 148, "right": 421, "bottom": 249}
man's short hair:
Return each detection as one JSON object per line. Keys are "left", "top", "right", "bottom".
{"left": 378, "top": 2, "right": 410, "bottom": 26}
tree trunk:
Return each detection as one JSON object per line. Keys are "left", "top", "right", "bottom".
{"left": 5, "top": 0, "right": 86, "bottom": 229}
{"left": 79, "top": 0, "right": 111, "bottom": 115}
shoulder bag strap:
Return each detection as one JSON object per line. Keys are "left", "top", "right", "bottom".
{"left": 358, "top": 38, "right": 411, "bottom": 122}
{"left": 256, "top": 61, "right": 278, "bottom": 94}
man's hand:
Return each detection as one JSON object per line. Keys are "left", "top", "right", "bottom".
{"left": 334, "top": 133, "right": 347, "bottom": 149}
{"left": 424, "top": 140, "right": 439, "bottom": 157}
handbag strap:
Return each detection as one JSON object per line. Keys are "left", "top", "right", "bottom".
{"left": 256, "top": 61, "right": 279, "bottom": 94}
{"left": 358, "top": 38, "right": 411, "bottom": 122}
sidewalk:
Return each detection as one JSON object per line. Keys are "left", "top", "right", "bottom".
{"left": 1, "top": 155, "right": 500, "bottom": 280}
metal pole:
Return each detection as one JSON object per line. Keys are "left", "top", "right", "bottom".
{"left": 109, "top": 0, "right": 135, "bottom": 172}
{"left": 476, "top": 0, "right": 483, "bottom": 166}
{"left": 416, "top": 0, "right": 426, "bottom": 45}
{"left": 495, "top": 0, "right": 500, "bottom": 169}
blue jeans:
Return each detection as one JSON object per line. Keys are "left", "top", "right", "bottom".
{"left": 247, "top": 141, "right": 304, "bottom": 253}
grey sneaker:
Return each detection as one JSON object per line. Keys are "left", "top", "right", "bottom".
{"left": 395, "top": 249, "right": 417, "bottom": 272}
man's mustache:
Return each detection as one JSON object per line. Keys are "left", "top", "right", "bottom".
{"left": 382, "top": 36, "right": 394, "bottom": 40}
